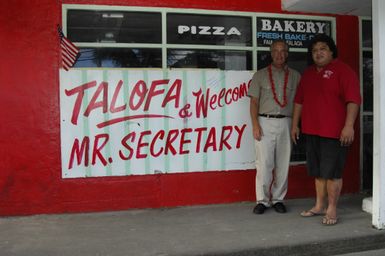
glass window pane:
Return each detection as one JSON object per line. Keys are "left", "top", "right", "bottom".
{"left": 74, "top": 48, "right": 162, "bottom": 68}
{"left": 362, "top": 114, "right": 373, "bottom": 190}
{"left": 363, "top": 51, "right": 373, "bottom": 112}
{"left": 291, "top": 134, "right": 306, "bottom": 162}
{"left": 67, "top": 10, "right": 161, "bottom": 43}
{"left": 362, "top": 20, "right": 372, "bottom": 48}
{"left": 167, "top": 14, "right": 251, "bottom": 46}
{"left": 257, "top": 51, "right": 308, "bottom": 73}
{"left": 256, "top": 17, "right": 332, "bottom": 49}
{"left": 167, "top": 49, "right": 251, "bottom": 70}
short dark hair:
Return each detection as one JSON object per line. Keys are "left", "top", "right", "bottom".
{"left": 307, "top": 34, "right": 338, "bottom": 65}
{"left": 270, "top": 39, "right": 289, "bottom": 52}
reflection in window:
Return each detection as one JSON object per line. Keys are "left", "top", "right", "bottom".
{"left": 361, "top": 19, "right": 373, "bottom": 191}
{"left": 363, "top": 115, "right": 373, "bottom": 190}
{"left": 74, "top": 48, "right": 162, "bottom": 68}
{"left": 257, "top": 51, "right": 308, "bottom": 73}
{"left": 167, "top": 49, "right": 252, "bottom": 70}
{"left": 362, "top": 20, "right": 373, "bottom": 48}
{"left": 291, "top": 134, "right": 306, "bottom": 162}
{"left": 67, "top": 10, "right": 162, "bottom": 43}
{"left": 363, "top": 51, "right": 373, "bottom": 112}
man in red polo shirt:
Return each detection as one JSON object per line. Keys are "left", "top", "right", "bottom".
{"left": 291, "top": 34, "right": 361, "bottom": 225}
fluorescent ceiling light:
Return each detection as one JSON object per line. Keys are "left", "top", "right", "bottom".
{"left": 105, "top": 32, "right": 114, "bottom": 38}
{"left": 102, "top": 13, "right": 124, "bottom": 18}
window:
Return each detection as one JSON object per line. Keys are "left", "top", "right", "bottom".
{"left": 256, "top": 17, "right": 333, "bottom": 49}
{"left": 361, "top": 20, "right": 373, "bottom": 48}
{"left": 166, "top": 13, "right": 252, "bottom": 70}
{"left": 67, "top": 9, "right": 162, "bottom": 68}
{"left": 75, "top": 48, "right": 162, "bottom": 68}
{"left": 167, "top": 13, "right": 252, "bottom": 46}
{"left": 64, "top": 6, "right": 336, "bottom": 162}
{"left": 360, "top": 18, "right": 373, "bottom": 191}
{"left": 64, "top": 7, "right": 255, "bottom": 70}
{"left": 67, "top": 10, "right": 162, "bottom": 43}
{"left": 168, "top": 49, "right": 252, "bottom": 70}
{"left": 257, "top": 51, "right": 308, "bottom": 71}
{"left": 362, "top": 51, "right": 373, "bottom": 112}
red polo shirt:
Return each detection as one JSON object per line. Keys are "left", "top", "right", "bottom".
{"left": 294, "top": 59, "right": 361, "bottom": 139}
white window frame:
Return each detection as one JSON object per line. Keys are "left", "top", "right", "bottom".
{"left": 62, "top": 4, "right": 336, "bottom": 71}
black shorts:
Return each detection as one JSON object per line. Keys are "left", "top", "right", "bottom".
{"left": 305, "top": 134, "right": 349, "bottom": 179}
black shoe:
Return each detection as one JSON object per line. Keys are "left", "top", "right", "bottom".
{"left": 253, "top": 203, "right": 267, "bottom": 214}
{"left": 273, "top": 202, "right": 287, "bottom": 213}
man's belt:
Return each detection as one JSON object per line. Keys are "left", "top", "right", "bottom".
{"left": 259, "top": 114, "right": 288, "bottom": 118}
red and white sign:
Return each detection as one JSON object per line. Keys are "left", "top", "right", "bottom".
{"left": 60, "top": 70, "right": 255, "bottom": 178}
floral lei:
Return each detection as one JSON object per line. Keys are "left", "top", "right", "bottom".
{"left": 268, "top": 64, "right": 289, "bottom": 108}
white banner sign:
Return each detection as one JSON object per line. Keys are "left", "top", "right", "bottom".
{"left": 60, "top": 70, "right": 255, "bottom": 178}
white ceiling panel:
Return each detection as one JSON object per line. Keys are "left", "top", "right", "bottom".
{"left": 282, "top": 0, "right": 372, "bottom": 17}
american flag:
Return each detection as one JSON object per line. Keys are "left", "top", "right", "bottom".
{"left": 58, "top": 25, "right": 80, "bottom": 71}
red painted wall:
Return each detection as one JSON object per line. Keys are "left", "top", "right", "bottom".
{"left": 0, "top": 0, "right": 360, "bottom": 216}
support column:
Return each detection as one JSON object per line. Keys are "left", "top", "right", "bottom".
{"left": 372, "top": 0, "right": 385, "bottom": 229}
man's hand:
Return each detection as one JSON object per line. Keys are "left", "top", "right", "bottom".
{"left": 291, "top": 126, "right": 300, "bottom": 145}
{"left": 253, "top": 123, "right": 263, "bottom": 141}
{"left": 340, "top": 125, "right": 354, "bottom": 146}
{"left": 340, "top": 103, "right": 359, "bottom": 146}
{"left": 291, "top": 103, "right": 302, "bottom": 145}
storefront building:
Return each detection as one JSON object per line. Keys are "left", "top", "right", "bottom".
{"left": 0, "top": 0, "right": 364, "bottom": 216}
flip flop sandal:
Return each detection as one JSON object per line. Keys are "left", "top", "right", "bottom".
{"left": 322, "top": 216, "right": 338, "bottom": 225}
{"left": 300, "top": 210, "right": 324, "bottom": 217}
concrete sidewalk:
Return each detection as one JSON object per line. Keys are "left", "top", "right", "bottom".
{"left": 0, "top": 194, "right": 384, "bottom": 256}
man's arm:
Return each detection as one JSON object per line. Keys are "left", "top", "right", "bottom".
{"left": 291, "top": 103, "right": 302, "bottom": 144}
{"left": 340, "top": 102, "right": 360, "bottom": 146}
{"left": 250, "top": 97, "right": 263, "bottom": 141}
